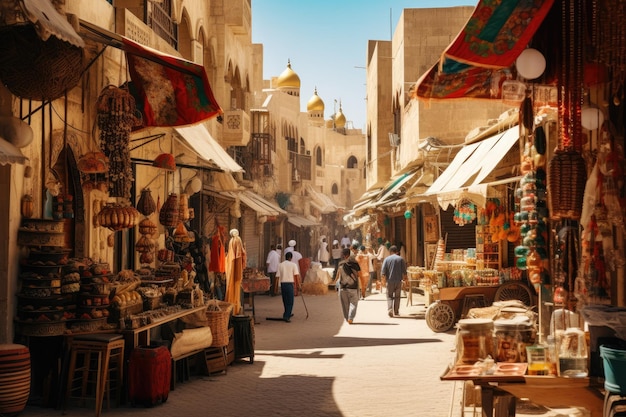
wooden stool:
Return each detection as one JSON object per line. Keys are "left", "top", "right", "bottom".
{"left": 65, "top": 334, "right": 124, "bottom": 417}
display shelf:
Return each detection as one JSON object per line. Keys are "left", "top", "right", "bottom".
{"left": 475, "top": 225, "right": 501, "bottom": 269}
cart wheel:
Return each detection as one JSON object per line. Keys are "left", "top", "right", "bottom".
{"left": 494, "top": 281, "right": 534, "bottom": 306}
{"left": 425, "top": 301, "right": 455, "bottom": 333}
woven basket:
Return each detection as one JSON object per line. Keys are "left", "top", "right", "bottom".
{"left": 548, "top": 148, "right": 587, "bottom": 220}
{"left": 0, "top": 25, "right": 82, "bottom": 101}
{"left": 206, "top": 300, "right": 233, "bottom": 348}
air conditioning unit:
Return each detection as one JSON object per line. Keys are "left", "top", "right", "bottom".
{"left": 388, "top": 133, "right": 400, "bottom": 147}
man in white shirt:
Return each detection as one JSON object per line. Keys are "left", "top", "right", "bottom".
{"left": 340, "top": 234, "right": 351, "bottom": 249}
{"left": 276, "top": 251, "right": 300, "bottom": 322}
{"left": 266, "top": 244, "right": 281, "bottom": 296}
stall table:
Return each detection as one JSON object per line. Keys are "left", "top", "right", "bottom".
{"left": 241, "top": 277, "right": 270, "bottom": 324}
{"left": 120, "top": 305, "right": 207, "bottom": 350}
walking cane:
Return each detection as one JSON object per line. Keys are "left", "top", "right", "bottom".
{"left": 300, "top": 285, "right": 309, "bottom": 319}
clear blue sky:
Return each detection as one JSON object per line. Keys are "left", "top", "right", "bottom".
{"left": 251, "top": 0, "right": 476, "bottom": 132}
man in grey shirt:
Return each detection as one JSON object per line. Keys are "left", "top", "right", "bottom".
{"left": 380, "top": 245, "right": 407, "bottom": 317}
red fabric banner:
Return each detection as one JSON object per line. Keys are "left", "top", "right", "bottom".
{"left": 122, "top": 37, "right": 222, "bottom": 128}
{"left": 444, "top": 0, "right": 555, "bottom": 69}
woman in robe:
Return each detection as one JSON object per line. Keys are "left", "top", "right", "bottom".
{"left": 225, "top": 229, "right": 246, "bottom": 314}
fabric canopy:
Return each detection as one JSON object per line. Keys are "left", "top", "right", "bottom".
{"left": 79, "top": 20, "right": 221, "bottom": 127}
{"left": 0, "top": 138, "right": 27, "bottom": 165}
{"left": 287, "top": 214, "right": 319, "bottom": 228}
{"left": 416, "top": 0, "right": 555, "bottom": 100}
{"left": 174, "top": 124, "right": 243, "bottom": 173}
{"left": 225, "top": 190, "right": 286, "bottom": 217}
{"left": 422, "top": 125, "right": 520, "bottom": 209}
{"left": 124, "top": 37, "right": 222, "bottom": 128}
{"left": 305, "top": 185, "right": 338, "bottom": 214}
{"left": 22, "top": 0, "right": 85, "bottom": 47}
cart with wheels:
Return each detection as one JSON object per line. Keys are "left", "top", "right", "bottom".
{"left": 425, "top": 281, "right": 535, "bottom": 333}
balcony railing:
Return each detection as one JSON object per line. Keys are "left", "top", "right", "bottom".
{"left": 222, "top": 109, "right": 250, "bottom": 147}
{"left": 289, "top": 151, "right": 311, "bottom": 182}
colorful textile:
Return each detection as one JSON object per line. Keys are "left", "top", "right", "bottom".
{"left": 122, "top": 37, "right": 221, "bottom": 128}
{"left": 444, "top": 0, "right": 555, "bottom": 69}
{"left": 416, "top": 0, "right": 555, "bottom": 101}
{"left": 416, "top": 61, "right": 513, "bottom": 100}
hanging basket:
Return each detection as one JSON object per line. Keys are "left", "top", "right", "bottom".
{"left": 548, "top": 148, "right": 587, "bottom": 220}
{"left": 0, "top": 25, "right": 82, "bottom": 101}
{"left": 159, "top": 193, "right": 179, "bottom": 227}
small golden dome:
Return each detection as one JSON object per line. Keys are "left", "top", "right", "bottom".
{"left": 307, "top": 88, "right": 324, "bottom": 112}
{"left": 334, "top": 103, "right": 346, "bottom": 128}
{"left": 276, "top": 60, "right": 301, "bottom": 89}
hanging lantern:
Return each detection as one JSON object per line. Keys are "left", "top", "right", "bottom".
{"left": 137, "top": 188, "right": 157, "bottom": 216}
{"left": 516, "top": 48, "right": 546, "bottom": 80}
{"left": 138, "top": 218, "right": 158, "bottom": 236}
{"left": 159, "top": 193, "right": 179, "bottom": 227}
{"left": 581, "top": 106, "right": 605, "bottom": 130}
{"left": 179, "top": 193, "right": 190, "bottom": 222}
{"left": 404, "top": 210, "right": 412, "bottom": 219}
{"left": 20, "top": 194, "right": 34, "bottom": 218}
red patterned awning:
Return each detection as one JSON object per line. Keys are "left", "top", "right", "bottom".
{"left": 416, "top": 0, "right": 555, "bottom": 101}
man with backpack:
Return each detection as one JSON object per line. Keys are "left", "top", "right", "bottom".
{"left": 337, "top": 248, "right": 360, "bottom": 324}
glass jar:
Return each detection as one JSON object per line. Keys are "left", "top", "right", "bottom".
{"left": 456, "top": 318, "right": 494, "bottom": 364}
{"left": 494, "top": 319, "right": 535, "bottom": 363}
{"left": 558, "top": 327, "right": 588, "bottom": 377}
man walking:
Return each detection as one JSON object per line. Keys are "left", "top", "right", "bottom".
{"left": 337, "top": 248, "right": 360, "bottom": 324}
{"left": 380, "top": 245, "right": 407, "bottom": 318}
{"left": 265, "top": 244, "right": 281, "bottom": 296}
{"left": 276, "top": 251, "right": 300, "bottom": 322}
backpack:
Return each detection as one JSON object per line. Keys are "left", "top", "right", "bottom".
{"left": 340, "top": 260, "right": 360, "bottom": 289}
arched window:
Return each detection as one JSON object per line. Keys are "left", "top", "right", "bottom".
{"left": 331, "top": 183, "right": 339, "bottom": 195}
{"left": 315, "top": 147, "right": 322, "bottom": 166}
{"left": 347, "top": 155, "right": 358, "bottom": 169}
{"left": 300, "top": 138, "right": 306, "bottom": 154}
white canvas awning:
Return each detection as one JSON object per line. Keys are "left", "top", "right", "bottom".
{"left": 287, "top": 214, "right": 319, "bottom": 228}
{"left": 174, "top": 124, "right": 243, "bottom": 173}
{"left": 222, "top": 190, "right": 286, "bottom": 217}
{"left": 421, "top": 126, "right": 520, "bottom": 209}
{"left": 305, "top": 185, "right": 338, "bottom": 214}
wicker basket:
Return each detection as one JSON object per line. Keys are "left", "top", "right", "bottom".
{"left": 0, "top": 25, "right": 83, "bottom": 101}
{"left": 548, "top": 148, "right": 587, "bottom": 220}
{"left": 206, "top": 300, "right": 233, "bottom": 348}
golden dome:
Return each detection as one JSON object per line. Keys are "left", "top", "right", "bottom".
{"left": 307, "top": 88, "right": 324, "bottom": 112}
{"left": 334, "top": 103, "right": 346, "bottom": 128}
{"left": 276, "top": 60, "right": 301, "bottom": 89}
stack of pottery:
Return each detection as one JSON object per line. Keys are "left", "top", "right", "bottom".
{"left": 0, "top": 344, "right": 31, "bottom": 414}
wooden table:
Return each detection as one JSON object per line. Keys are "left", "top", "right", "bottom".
{"left": 120, "top": 305, "right": 207, "bottom": 349}
{"left": 499, "top": 376, "right": 604, "bottom": 416}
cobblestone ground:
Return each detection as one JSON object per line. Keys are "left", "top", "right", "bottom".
{"left": 21, "top": 289, "right": 464, "bottom": 417}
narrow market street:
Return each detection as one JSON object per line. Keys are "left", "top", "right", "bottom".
{"left": 21, "top": 289, "right": 463, "bottom": 417}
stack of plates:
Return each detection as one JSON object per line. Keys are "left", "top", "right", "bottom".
{"left": 0, "top": 344, "right": 31, "bottom": 414}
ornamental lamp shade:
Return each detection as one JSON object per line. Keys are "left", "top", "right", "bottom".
{"left": 153, "top": 153, "right": 176, "bottom": 171}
